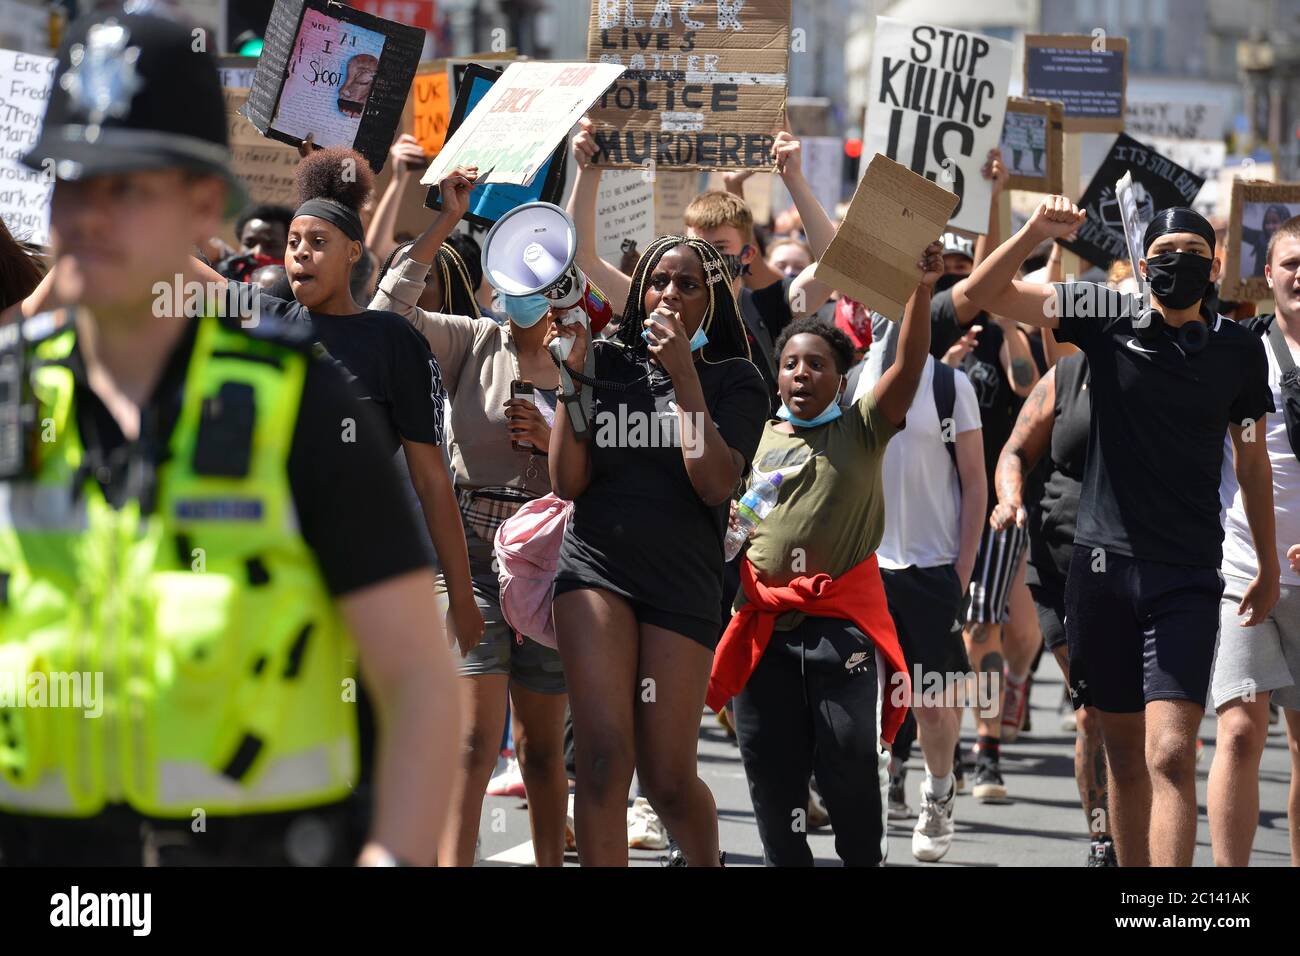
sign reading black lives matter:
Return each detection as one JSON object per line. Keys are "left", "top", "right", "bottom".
{"left": 865, "top": 17, "right": 1013, "bottom": 235}
{"left": 586, "top": 0, "right": 791, "bottom": 170}
{"left": 240, "top": 0, "right": 424, "bottom": 174}
{"left": 1061, "top": 133, "right": 1204, "bottom": 268}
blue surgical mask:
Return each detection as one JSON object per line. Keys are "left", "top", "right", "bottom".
{"left": 502, "top": 293, "right": 550, "bottom": 328}
{"left": 641, "top": 322, "right": 710, "bottom": 351}
{"left": 777, "top": 396, "right": 843, "bottom": 428}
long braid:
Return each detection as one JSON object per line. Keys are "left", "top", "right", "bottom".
{"left": 374, "top": 238, "right": 480, "bottom": 318}
{"left": 612, "top": 235, "right": 752, "bottom": 365}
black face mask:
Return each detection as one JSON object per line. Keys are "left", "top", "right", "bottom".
{"left": 1143, "top": 252, "right": 1212, "bottom": 309}
{"left": 720, "top": 252, "right": 748, "bottom": 282}
{"left": 934, "top": 272, "right": 963, "bottom": 293}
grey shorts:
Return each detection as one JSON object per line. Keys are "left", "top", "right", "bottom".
{"left": 1211, "top": 574, "right": 1300, "bottom": 711}
{"left": 434, "top": 530, "right": 566, "bottom": 696}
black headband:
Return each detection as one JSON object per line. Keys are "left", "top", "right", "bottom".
{"left": 294, "top": 198, "right": 364, "bottom": 243}
{"left": 1143, "top": 207, "right": 1216, "bottom": 258}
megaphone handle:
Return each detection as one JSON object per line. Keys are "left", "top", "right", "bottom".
{"left": 553, "top": 352, "right": 591, "bottom": 441}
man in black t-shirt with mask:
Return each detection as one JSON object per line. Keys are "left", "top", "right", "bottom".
{"left": 961, "top": 196, "right": 1278, "bottom": 867}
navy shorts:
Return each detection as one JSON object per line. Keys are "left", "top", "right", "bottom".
{"left": 1064, "top": 544, "right": 1224, "bottom": 713}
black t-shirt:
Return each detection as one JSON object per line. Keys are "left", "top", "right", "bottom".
{"left": 256, "top": 293, "right": 445, "bottom": 455}
{"left": 67, "top": 316, "right": 431, "bottom": 596}
{"left": 555, "top": 341, "right": 769, "bottom": 628}
{"left": 738, "top": 278, "right": 793, "bottom": 411}
{"left": 930, "top": 288, "right": 1016, "bottom": 514}
{"left": 1053, "top": 282, "right": 1274, "bottom": 567}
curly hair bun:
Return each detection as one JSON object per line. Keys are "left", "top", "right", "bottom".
{"left": 294, "top": 147, "right": 375, "bottom": 211}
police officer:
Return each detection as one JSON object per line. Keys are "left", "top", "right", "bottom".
{"left": 0, "top": 8, "right": 460, "bottom": 866}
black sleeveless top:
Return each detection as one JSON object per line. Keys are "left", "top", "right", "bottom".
{"left": 1027, "top": 353, "right": 1091, "bottom": 588}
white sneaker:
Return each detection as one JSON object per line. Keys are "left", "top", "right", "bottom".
{"left": 912, "top": 783, "right": 956, "bottom": 862}
{"left": 627, "top": 796, "right": 669, "bottom": 850}
{"left": 486, "top": 755, "right": 526, "bottom": 797}
{"left": 565, "top": 792, "right": 577, "bottom": 851}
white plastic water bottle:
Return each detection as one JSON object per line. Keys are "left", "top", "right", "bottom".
{"left": 724, "top": 472, "right": 784, "bottom": 562}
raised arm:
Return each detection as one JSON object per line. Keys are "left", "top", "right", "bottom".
{"left": 367, "top": 134, "right": 428, "bottom": 267}
{"left": 567, "top": 118, "right": 632, "bottom": 311}
{"left": 873, "top": 240, "right": 943, "bottom": 427}
{"left": 959, "top": 196, "right": 1086, "bottom": 329}
{"left": 990, "top": 367, "right": 1056, "bottom": 532}
{"left": 949, "top": 149, "right": 1010, "bottom": 326}
{"left": 772, "top": 133, "right": 836, "bottom": 260}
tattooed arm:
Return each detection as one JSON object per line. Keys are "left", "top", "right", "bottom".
{"left": 997, "top": 319, "right": 1040, "bottom": 397}
{"left": 989, "top": 367, "right": 1056, "bottom": 531}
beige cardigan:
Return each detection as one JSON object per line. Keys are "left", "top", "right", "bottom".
{"left": 371, "top": 257, "right": 552, "bottom": 497}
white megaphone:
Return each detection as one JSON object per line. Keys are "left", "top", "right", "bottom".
{"left": 481, "top": 202, "right": 614, "bottom": 364}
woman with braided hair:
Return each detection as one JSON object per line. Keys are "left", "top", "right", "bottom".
{"left": 547, "top": 234, "right": 769, "bottom": 866}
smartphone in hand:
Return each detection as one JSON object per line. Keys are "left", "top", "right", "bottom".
{"left": 510, "top": 379, "right": 535, "bottom": 452}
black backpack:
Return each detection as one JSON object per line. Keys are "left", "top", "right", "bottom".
{"left": 933, "top": 359, "right": 961, "bottom": 488}
{"left": 1242, "top": 313, "right": 1300, "bottom": 464}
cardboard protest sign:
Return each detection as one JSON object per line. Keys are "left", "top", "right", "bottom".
{"left": 866, "top": 18, "right": 1013, "bottom": 235}
{"left": 411, "top": 67, "right": 450, "bottom": 156}
{"left": 595, "top": 169, "right": 656, "bottom": 265}
{"left": 814, "top": 153, "right": 959, "bottom": 321}
{"left": 1024, "top": 35, "right": 1127, "bottom": 133}
{"left": 1115, "top": 171, "right": 1148, "bottom": 288}
{"left": 1060, "top": 133, "right": 1204, "bottom": 268}
{"left": 241, "top": 0, "right": 424, "bottom": 174}
{"left": 0, "top": 48, "right": 55, "bottom": 247}
{"left": 223, "top": 87, "right": 302, "bottom": 212}
{"left": 1125, "top": 100, "right": 1224, "bottom": 142}
{"left": 421, "top": 61, "right": 624, "bottom": 189}
{"left": 586, "top": 0, "right": 791, "bottom": 171}
{"left": 1223, "top": 180, "right": 1300, "bottom": 302}
{"left": 1000, "top": 97, "right": 1063, "bottom": 193}
{"left": 653, "top": 170, "right": 701, "bottom": 236}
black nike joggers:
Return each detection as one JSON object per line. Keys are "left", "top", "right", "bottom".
{"left": 732, "top": 615, "right": 889, "bottom": 866}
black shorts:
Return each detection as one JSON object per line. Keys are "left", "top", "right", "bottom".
{"left": 881, "top": 564, "right": 970, "bottom": 677}
{"left": 965, "top": 524, "right": 1029, "bottom": 625}
{"left": 1024, "top": 572, "right": 1066, "bottom": 655}
{"left": 553, "top": 579, "right": 720, "bottom": 649}
{"left": 1064, "top": 544, "right": 1224, "bottom": 713}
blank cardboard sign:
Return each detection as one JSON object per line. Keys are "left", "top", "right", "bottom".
{"left": 814, "top": 154, "right": 958, "bottom": 321}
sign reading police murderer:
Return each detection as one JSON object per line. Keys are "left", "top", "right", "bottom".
{"left": 1061, "top": 133, "right": 1204, "bottom": 268}
{"left": 241, "top": 0, "right": 425, "bottom": 174}
{"left": 866, "top": 18, "right": 1013, "bottom": 235}
{"left": 586, "top": 0, "right": 791, "bottom": 170}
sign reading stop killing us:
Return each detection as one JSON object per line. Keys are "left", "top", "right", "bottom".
{"left": 586, "top": 0, "right": 792, "bottom": 171}
{"left": 241, "top": 0, "right": 425, "bottom": 174}
{"left": 865, "top": 18, "right": 1013, "bottom": 235}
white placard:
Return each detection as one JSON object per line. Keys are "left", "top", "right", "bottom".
{"left": 0, "top": 47, "right": 55, "bottom": 247}
{"left": 595, "top": 169, "right": 655, "bottom": 266}
{"left": 1125, "top": 100, "right": 1225, "bottom": 142}
{"left": 865, "top": 17, "right": 1013, "bottom": 234}
{"left": 422, "top": 61, "right": 625, "bottom": 188}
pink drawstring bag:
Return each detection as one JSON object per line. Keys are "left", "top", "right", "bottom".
{"left": 494, "top": 494, "right": 573, "bottom": 650}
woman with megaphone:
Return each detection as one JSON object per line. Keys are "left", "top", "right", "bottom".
{"left": 546, "top": 234, "right": 769, "bottom": 866}
{"left": 371, "top": 166, "right": 574, "bottom": 867}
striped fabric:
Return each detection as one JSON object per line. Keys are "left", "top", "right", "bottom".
{"left": 965, "top": 524, "right": 1030, "bottom": 625}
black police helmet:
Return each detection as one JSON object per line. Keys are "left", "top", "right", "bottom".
{"left": 22, "top": 7, "right": 244, "bottom": 208}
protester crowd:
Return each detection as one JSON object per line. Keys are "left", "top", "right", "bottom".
{"left": 2, "top": 5, "right": 1300, "bottom": 871}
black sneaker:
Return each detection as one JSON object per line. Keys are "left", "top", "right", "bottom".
{"left": 1086, "top": 837, "right": 1117, "bottom": 867}
{"left": 971, "top": 759, "right": 1007, "bottom": 802}
{"left": 888, "top": 764, "right": 911, "bottom": 820}
{"left": 953, "top": 742, "right": 967, "bottom": 793}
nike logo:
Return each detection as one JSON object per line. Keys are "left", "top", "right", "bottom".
{"left": 1125, "top": 338, "right": 1159, "bottom": 354}
{"left": 844, "top": 651, "right": 869, "bottom": 671}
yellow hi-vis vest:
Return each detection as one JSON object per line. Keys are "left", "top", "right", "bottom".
{"left": 0, "top": 315, "right": 359, "bottom": 818}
